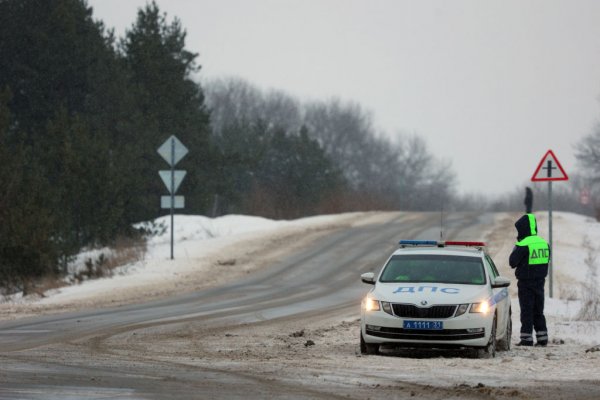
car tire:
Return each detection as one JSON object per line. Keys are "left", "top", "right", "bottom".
{"left": 476, "top": 315, "right": 497, "bottom": 359}
{"left": 360, "top": 332, "right": 380, "bottom": 355}
{"left": 497, "top": 310, "right": 512, "bottom": 352}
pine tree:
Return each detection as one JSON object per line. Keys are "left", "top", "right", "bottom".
{"left": 120, "top": 1, "right": 213, "bottom": 219}
{"left": 0, "top": 90, "right": 58, "bottom": 290}
{"left": 0, "top": 0, "right": 138, "bottom": 286}
{"left": 247, "top": 126, "right": 344, "bottom": 218}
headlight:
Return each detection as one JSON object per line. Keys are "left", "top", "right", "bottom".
{"left": 364, "top": 297, "right": 381, "bottom": 312}
{"left": 470, "top": 301, "right": 490, "bottom": 314}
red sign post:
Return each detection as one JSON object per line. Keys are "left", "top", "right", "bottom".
{"left": 531, "top": 150, "right": 569, "bottom": 182}
{"left": 580, "top": 188, "right": 590, "bottom": 205}
{"left": 531, "top": 150, "right": 568, "bottom": 298}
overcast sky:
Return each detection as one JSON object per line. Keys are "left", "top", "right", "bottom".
{"left": 89, "top": 0, "right": 600, "bottom": 195}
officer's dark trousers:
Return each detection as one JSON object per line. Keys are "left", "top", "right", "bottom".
{"left": 517, "top": 279, "right": 548, "bottom": 344}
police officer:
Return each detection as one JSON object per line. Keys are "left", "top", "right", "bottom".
{"left": 524, "top": 187, "right": 533, "bottom": 214}
{"left": 509, "top": 213, "right": 550, "bottom": 347}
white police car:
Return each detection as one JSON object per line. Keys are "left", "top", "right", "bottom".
{"left": 360, "top": 240, "right": 511, "bottom": 358}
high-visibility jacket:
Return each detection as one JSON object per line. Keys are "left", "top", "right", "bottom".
{"left": 509, "top": 214, "right": 549, "bottom": 280}
{"left": 515, "top": 235, "right": 550, "bottom": 265}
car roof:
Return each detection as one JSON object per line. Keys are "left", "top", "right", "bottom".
{"left": 391, "top": 246, "right": 486, "bottom": 258}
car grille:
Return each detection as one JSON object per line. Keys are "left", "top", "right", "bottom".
{"left": 366, "top": 326, "right": 485, "bottom": 341}
{"left": 391, "top": 304, "right": 457, "bottom": 319}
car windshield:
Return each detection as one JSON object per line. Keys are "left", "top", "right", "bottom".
{"left": 379, "top": 254, "right": 486, "bottom": 285}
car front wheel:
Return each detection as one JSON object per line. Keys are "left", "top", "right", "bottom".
{"left": 497, "top": 310, "right": 512, "bottom": 351}
{"left": 360, "top": 332, "right": 380, "bottom": 355}
{"left": 476, "top": 316, "right": 497, "bottom": 359}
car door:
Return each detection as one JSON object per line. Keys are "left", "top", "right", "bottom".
{"left": 484, "top": 255, "right": 508, "bottom": 338}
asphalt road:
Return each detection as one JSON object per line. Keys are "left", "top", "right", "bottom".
{"left": 0, "top": 212, "right": 493, "bottom": 399}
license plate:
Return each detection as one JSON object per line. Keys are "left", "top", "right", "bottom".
{"left": 403, "top": 320, "right": 443, "bottom": 330}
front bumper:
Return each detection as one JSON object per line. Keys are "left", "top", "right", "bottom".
{"left": 361, "top": 308, "right": 493, "bottom": 347}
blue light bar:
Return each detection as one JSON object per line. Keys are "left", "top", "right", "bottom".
{"left": 398, "top": 240, "right": 438, "bottom": 246}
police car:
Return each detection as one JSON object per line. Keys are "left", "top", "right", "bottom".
{"left": 360, "top": 240, "right": 512, "bottom": 358}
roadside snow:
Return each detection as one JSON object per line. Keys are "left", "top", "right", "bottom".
{"left": 538, "top": 213, "right": 600, "bottom": 345}
{"left": 0, "top": 212, "right": 393, "bottom": 316}
{"left": 545, "top": 212, "right": 600, "bottom": 297}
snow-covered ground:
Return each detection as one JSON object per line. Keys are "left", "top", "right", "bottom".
{"left": 0, "top": 211, "right": 392, "bottom": 317}
{"left": 536, "top": 212, "right": 600, "bottom": 346}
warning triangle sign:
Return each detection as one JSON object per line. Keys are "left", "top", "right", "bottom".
{"left": 531, "top": 150, "right": 569, "bottom": 182}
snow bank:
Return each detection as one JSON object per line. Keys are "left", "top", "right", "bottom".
{"left": 543, "top": 212, "right": 600, "bottom": 295}
{"left": 1, "top": 212, "right": 366, "bottom": 309}
{"left": 524, "top": 212, "right": 600, "bottom": 345}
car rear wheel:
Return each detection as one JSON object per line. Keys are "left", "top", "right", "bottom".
{"left": 360, "top": 333, "right": 380, "bottom": 355}
{"left": 497, "top": 310, "right": 512, "bottom": 351}
{"left": 476, "top": 316, "right": 497, "bottom": 359}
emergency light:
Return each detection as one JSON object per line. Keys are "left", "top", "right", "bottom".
{"left": 398, "top": 240, "right": 486, "bottom": 247}
{"left": 445, "top": 241, "right": 486, "bottom": 247}
{"left": 398, "top": 240, "right": 438, "bottom": 246}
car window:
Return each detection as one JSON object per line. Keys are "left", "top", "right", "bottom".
{"left": 485, "top": 255, "right": 500, "bottom": 278}
{"left": 379, "top": 254, "right": 486, "bottom": 285}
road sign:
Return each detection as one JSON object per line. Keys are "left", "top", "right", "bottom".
{"left": 530, "top": 149, "right": 568, "bottom": 298}
{"left": 161, "top": 196, "right": 185, "bottom": 209}
{"left": 157, "top": 135, "right": 188, "bottom": 167}
{"left": 157, "top": 135, "right": 189, "bottom": 260}
{"left": 531, "top": 150, "right": 568, "bottom": 182}
{"left": 580, "top": 188, "right": 590, "bottom": 205}
{"left": 158, "top": 170, "right": 187, "bottom": 194}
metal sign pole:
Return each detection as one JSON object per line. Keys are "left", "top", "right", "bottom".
{"left": 531, "top": 150, "right": 568, "bottom": 299}
{"left": 157, "top": 135, "right": 188, "bottom": 261}
{"left": 170, "top": 137, "right": 175, "bottom": 260}
{"left": 548, "top": 180, "right": 553, "bottom": 298}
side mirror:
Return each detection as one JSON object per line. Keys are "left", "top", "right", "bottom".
{"left": 491, "top": 276, "right": 511, "bottom": 288}
{"left": 361, "top": 272, "right": 376, "bottom": 285}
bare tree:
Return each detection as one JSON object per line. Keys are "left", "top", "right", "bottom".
{"left": 205, "top": 76, "right": 458, "bottom": 212}
{"left": 261, "top": 90, "right": 302, "bottom": 133}
{"left": 575, "top": 124, "right": 600, "bottom": 182}
{"left": 394, "top": 135, "right": 455, "bottom": 210}
{"left": 203, "top": 77, "right": 263, "bottom": 146}
{"left": 303, "top": 98, "right": 374, "bottom": 186}
{"left": 204, "top": 77, "right": 302, "bottom": 144}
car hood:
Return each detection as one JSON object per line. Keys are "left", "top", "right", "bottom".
{"left": 372, "top": 282, "right": 490, "bottom": 305}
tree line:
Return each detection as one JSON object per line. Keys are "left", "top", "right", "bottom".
{"left": 203, "top": 77, "right": 456, "bottom": 216}
{"left": 0, "top": 0, "right": 455, "bottom": 291}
